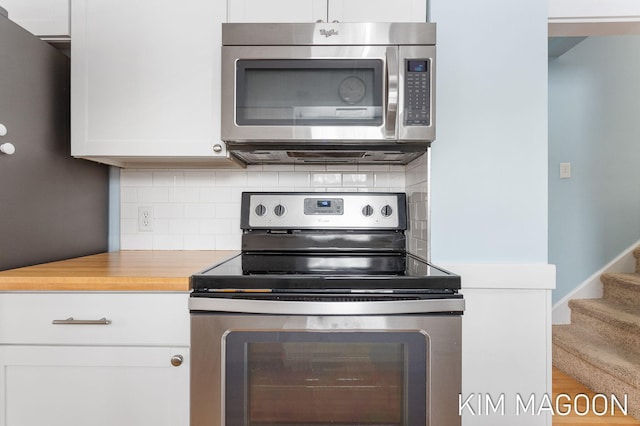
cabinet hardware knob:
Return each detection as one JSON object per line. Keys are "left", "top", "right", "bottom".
{"left": 171, "top": 354, "right": 184, "bottom": 367}
{"left": 0, "top": 123, "right": 7, "bottom": 136}
{"left": 0, "top": 142, "right": 15, "bottom": 155}
{"left": 316, "top": 19, "right": 325, "bottom": 23}
{"left": 332, "top": 20, "right": 340, "bottom": 23}
{"left": 213, "top": 143, "right": 223, "bottom": 153}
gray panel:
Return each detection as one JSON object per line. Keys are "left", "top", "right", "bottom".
{"left": 0, "top": 17, "right": 108, "bottom": 270}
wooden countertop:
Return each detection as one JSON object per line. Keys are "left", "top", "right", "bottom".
{"left": 0, "top": 251, "right": 238, "bottom": 292}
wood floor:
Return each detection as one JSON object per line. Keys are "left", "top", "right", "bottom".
{"left": 553, "top": 367, "right": 640, "bottom": 425}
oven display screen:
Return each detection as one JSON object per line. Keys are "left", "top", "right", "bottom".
{"left": 304, "top": 198, "right": 343, "bottom": 215}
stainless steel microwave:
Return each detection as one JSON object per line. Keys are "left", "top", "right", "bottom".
{"left": 221, "top": 22, "right": 436, "bottom": 165}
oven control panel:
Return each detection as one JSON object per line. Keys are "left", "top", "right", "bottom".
{"left": 241, "top": 192, "right": 406, "bottom": 230}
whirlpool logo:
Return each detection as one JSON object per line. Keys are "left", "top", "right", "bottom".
{"left": 319, "top": 28, "right": 339, "bottom": 37}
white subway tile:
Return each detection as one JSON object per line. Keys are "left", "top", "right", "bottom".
{"left": 120, "top": 219, "right": 138, "bottom": 234}
{"left": 388, "top": 172, "right": 406, "bottom": 187}
{"left": 120, "top": 234, "right": 153, "bottom": 250}
{"left": 262, "top": 164, "right": 295, "bottom": 172}
{"left": 152, "top": 234, "right": 184, "bottom": 250}
{"left": 343, "top": 172, "right": 373, "bottom": 187}
{"left": 185, "top": 203, "right": 216, "bottom": 219}
{"left": 215, "top": 171, "right": 248, "bottom": 187}
{"left": 168, "top": 219, "right": 199, "bottom": 235}
{"left": 216, "top": 202, "right": 241, "bottom": 219}
{"left": 120, "top": 203, "right": 138, "bottom": 219}
{"left": 121, "top": 171, "right": 153, "bottom": 187}
{"left": 247, "top": 172, "right": 279, "bottom": 187}
{"left": 120, "top": 187, "right": 138, "bottom": 203}
{"left": 311, "top": 173, "right": 342, "bottom": 187}
{"left": 184, "top": 171, "right": 216, "bottom": 187}
{"left": 153, "top": 171, "right": 184, "bottom": 186}
{"left": 154, "top": 203, "right": 184, "bottom": 219}
{"left": 169, "top": 187, "right": 200, "bottom": 203}
{"left": 326, "top": 164, "right": 358, "bottom": 172}
{"left": 358, "top": 164, "right": 389, "bottom": 172}
{"left": 184, "top": 235, "right": 217, "bottom": 250}
{"left": 279, "top": 172, "right": 310, "bottom": 187}
{"left": 294, "top": 164, "right": 327, "bottom": 172}
{"left": 138, "top": 187, "right": 170, "bottom": 203}
{"left": 200, "top": 187, "right": 233, "bottom": 203}
{"left": 201, "top": 218, "right": 232, "bottom": 234}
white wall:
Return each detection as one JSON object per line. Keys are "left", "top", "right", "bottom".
{"left": 549, "top": 36, "right": 640, "bottom": 304}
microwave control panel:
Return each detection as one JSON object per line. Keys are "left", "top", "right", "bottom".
{"left": 404, "top": 60, "right": 431, "bottom": 126}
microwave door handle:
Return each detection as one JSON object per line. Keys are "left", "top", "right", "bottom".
{"left": 385, "top": 47, "right": 399, "bottom": 139}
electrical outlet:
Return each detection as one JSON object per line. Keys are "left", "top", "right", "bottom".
{"left": 138, "top": 206, "right": 154, "bottom": 232}
{"left": 560, "top": 162, "right": 571, "bottom": 179}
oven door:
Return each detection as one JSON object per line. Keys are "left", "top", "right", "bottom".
{"left": 221, "top": 45, "right": 434, "bottom": 144}
{"left": 190, "top": 299, "right": 462, "bottom": 426}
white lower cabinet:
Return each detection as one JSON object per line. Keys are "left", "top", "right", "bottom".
{"left": 0, "top": 346, "right": 189, "bottom": 426}
{"left": 0, "top": 293, "right": 190, "bottom": 426}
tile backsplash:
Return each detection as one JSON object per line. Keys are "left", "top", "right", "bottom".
{"left": 120, "top": 163, "right": 410, "bottom": 251}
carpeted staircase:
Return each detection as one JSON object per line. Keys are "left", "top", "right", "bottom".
{"left": 553, "top": 246, "right": 640, "bottom": 418}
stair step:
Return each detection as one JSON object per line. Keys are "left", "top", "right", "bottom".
{"left": 602, "top": 272, "right": 640, "bottom": 307}
{"left": 568, "top": 298, "right": 640, "bottom": 355}
{"left": 553, "top": 324, "right": 640, "bottom": 418}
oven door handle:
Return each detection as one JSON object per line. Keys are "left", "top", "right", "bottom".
{"left": 385, "top": 46, "right": 399, "bottom": 139}
{"left": 189, "top": 297, "right": 464, "bottom": 316}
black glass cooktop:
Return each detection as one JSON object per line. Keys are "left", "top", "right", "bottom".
{"left": 190, "top": 252, "right": 461, "bottom": 294}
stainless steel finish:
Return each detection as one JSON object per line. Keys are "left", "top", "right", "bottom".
{"left": 221, "top": 45, "right": 393, "bottom": 143}
{"left": 51, "top": 317, "right": 111, "bottom": 325}
{"left": 385, "top": 46, "right": 399, "bottom": 139}
{"left": 170, "top": 354, "right": 184, "bottom": 367}
{"left": 222, "top": 23, "right": 436, "bottom": 46}
{"left": 190, "top": 297, "right": 464, "bottom": 315}
{"left": 245, "top": 193, "right": 401, "bottom": 229}
{"left": 212, "top": 143, "right": 222, "bottom": 153}
{"left": 191, "top": 313, "right": 461, "bottom": 426}
{"left": 227, "top": 148, "right": 426, "bottom": 165}
{"left": 220, "top": 22, "right": 436, "bottom": 164}
{"left": 0, "top": 6, "right": 6, "bottom": 18}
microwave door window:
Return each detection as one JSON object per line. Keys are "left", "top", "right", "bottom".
{"left": 235, "top": 59, "right": 383, "bottom": 126}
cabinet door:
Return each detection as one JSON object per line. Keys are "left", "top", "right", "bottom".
{"left": 0, "top": 346, "right": 189, "bottom": 426}
{"left": 0, "top": 0, "right": 69, "bottom": 38}
{"left": 228, "top": 0, "right": 327, "bottom": 22}
{"left": 329, "top": 0, "right": 427, "bottom": 23}
{"left": 71, "top": 0, "right": 233, "bottom": 165}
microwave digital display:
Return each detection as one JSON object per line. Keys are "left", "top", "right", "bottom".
{"left": 408, "top": 60, "right": 428, "bottom": 73}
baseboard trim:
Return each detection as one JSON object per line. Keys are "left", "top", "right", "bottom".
{"left": 552, "top": 239, "right": 640, "bottom": 325}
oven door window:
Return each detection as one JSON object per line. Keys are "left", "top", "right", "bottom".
{"left": 235, "top": 59, "right": 384, "bottom": 126}
{"left": 225, "top": 331, "right": 427, "bottom": 425}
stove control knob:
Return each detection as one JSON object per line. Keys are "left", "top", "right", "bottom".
{"left": 381, "top": 205, "right": 393, "bottom": 217}
{"left": 362, "top": 204, "right": 374, "bottom": 217}
{"left": 255, "top": 204, "right": 267, "bottom": 216}
{"left": 273, "top": 204, "right": 286, "bottom": 217}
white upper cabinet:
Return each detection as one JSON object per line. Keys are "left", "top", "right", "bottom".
{"left": 549, "top": 0, "right": 640, "bottom": 36}
{"left": 71, "top": 0, "right": 242, "bottom": 168}
{"left": 228, "top": 0, "right": 427, "bottom": 23}
{"left": 0, "top": 0, "right": 69, "bottom": 39}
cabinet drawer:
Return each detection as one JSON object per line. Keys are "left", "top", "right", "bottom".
{"left": 0, "top": 293, "right": 189, "bottom": 345}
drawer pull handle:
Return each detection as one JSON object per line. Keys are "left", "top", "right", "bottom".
{"left": 52, "top": 317, "right": 111, "bottom": 325}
